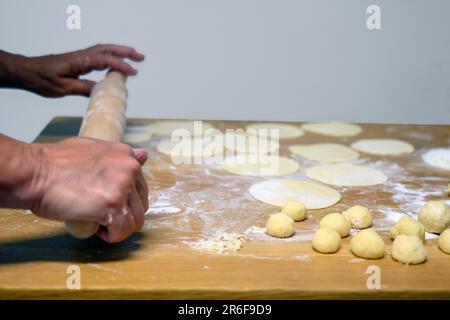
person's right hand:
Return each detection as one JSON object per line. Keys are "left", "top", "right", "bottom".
{"left": 27, "top": 137, "right": 149, "bottom": 243}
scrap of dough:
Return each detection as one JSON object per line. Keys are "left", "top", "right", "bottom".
{"left": 418, "top": 200, "right": 450, "bottom": 234}
{"left": 305, "top": 163, "right": 387, "bottom": 187}
{"left": 350, "top": 229, "right": 385, "bottom": 259}
{"left": 438, "top": 229, "right": 450, "bottom": 254}
{"left": 249, "top": 179, "right": 341, "bottom": 209}
{"left": 289, "top": 143, "right": 359, "bottom": 163}
{"left": 222, "top": 155, "right": 299, "bottom": 176}
{"left": 342, "top": 205, "right": 373, "bottom": 229}
{"left": 319, "top": 212, "right": 351, "bottom": 237}
{"left": 245, "top": 122, "right": 304, "bottom": 139}
{"left": 149, "top": 120, "right": 215, "bottom": 136}
{"left": 390, "top": 215, "right": 425, "bottom": 242}
{"left": 265, "top": 212, "right": 295, "bottom": 238}
{"left": 301, "top": 123, "right": 362, "bottom": 137}
{"left": 157, "top": 137, "right": 223, "bottom": 158}
{"left": 312, "top": 228, "right": 341, "bottom": 253}
{"left": 351, "top": 139, "right": 414, "bottom": 156}
{"left": 281, "top": 200, "right": 307, "bottom": 221}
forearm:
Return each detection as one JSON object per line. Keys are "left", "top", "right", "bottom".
{"left": 0, "top": 134, "right": 42, "bottom": 210}
{"left": 0, "top": 50, "right": 30, "bottom": 89}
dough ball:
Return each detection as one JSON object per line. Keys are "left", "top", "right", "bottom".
{"left": 265, "top": 213, "right": 295, "bottom": 238}
{"left": 391, "top": 235, "right": 427, "bottom": 264}
{"left": 350, "top": 229, "right": 385, "bottom": 259}
{"left": 281, "top": 200, "right": 306, "bottom": 221}
{"left": 390, "top": 216, "right": 425, "bottom": 242}
{"left": 438, "top": 229, "right": 450, "bottom": 254}
{"left": 418, "top": 201, "right": 450, "bottom": 234}
{"left": 342, "top": 205, "right": 372, "bottom": 229}
{"left": 319, "top": 212, "right": 351, "bottom": 237}
{"left": 312, "top": 228, "right": 341, "bottom": 253}
{"left": 65, "top": 220, "right": 99, "bottom": 239}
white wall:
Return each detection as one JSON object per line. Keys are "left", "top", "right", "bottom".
{"left": 1, "top": 0, "right": 449, "bottom": 142}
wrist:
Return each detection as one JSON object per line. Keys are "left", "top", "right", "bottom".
{"left": 0, "top": 50, "right": 34, "bottom": 89}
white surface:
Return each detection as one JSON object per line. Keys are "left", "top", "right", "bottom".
{"left": 1, "top": 0, "right": 450, "bottom": 143}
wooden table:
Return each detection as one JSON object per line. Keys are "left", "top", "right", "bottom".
{"left": 0, "top": 117, "right": 449, "bottom": 299}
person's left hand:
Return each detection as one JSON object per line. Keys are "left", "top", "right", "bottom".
{"left": 16, "top": 44, "right": 145, "bottom": 97}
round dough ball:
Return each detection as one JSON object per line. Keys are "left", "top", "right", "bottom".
{"left": 350, "top": 229, "right": 385, "bottom": 259}
{"left": 319, "top": 212, "right": 351, "bottom": 237}
{"left": 437, "top": 229, "right": 450, "bottom": 254}
{"left": 390, "top": 216, "right": 425, "bottom": 242}
{"left": 342, "top": 205, "right": 372, "bottom": 229}
{"left": 312, "top": 228, "right": 341, "bottom": 253}
{"left": 391, "top": 235, "right": 427, "bottom": 265}
{"left": 65, "top": 220, "right": 99, "bottom": 239}
{"left": 281, "top": 200, "right": 306, "bottom": 222}
{"left": 418, "top": 201, "right": 450, "bottom": 234}
{"left": 265, "top": 213, "right": 295, "bottom": 238}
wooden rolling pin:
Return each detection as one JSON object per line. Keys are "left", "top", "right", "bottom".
{"left": 65, "top": 70, "right": 128, "bottom": 239}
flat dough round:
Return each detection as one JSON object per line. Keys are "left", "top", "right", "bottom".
{"left": 149, "top": 120, "right": 215, "bottom": 136}
{"left": 249, "top": 179, "right": 341, "bottom": 209}
{"left": 306, "top": 164, "right": 387, "bottom": 186}
{"left": 225, "top": 133, "right": 279, "bottom": 154}
{"left": 123, "top": 125, "right": 153, "bottom": 144}
{"left": 301, "top": 123, "right": 362, "bottom": 137}
{"left": 157, "top": 137, "right": 223, "bottom": 158}
{"left": 351, "top": 139, "right": 414, "bottom": 156}
{"left": 245, "top": 123, "right": 304, "bottom": 139}
{"left": 289, "top": 143, "right": 359, "bottom": 163}
{"left": 222, "top": 155, "right": 299, "bottom": 176}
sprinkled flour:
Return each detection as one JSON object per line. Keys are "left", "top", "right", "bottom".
{"left": 188, "top": 232, "right": 246, "bottom": 254}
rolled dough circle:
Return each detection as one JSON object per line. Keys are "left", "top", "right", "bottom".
{"left": 222, "top": 155, "right": 300, "bottom": 176}
{"left": 422, "top": 148, "right": 450, "bottom": 170}
{"left": 289, "top": 143, "right": 359, "bottom": 163}
{"left": 249, "top": 179, "right": 341, "bottom": 209}
{"left": 149, "top": 120, "right": 215, "bottom": 136}
{"left": 391, "top": 235, "right": 427, "bottom": 264}
{"left": 305, "top": 163, "right": 387, "bottom": 187}
{"left": 301, "top": 123, "right": 362, "bottom": 137}
{"left": 245, "top": 122, "right": 304, "bottom": 139}
{"left": 225, "top": 133, "right": 279, "bottom": 154}
{"left": 351, "top": 139, "right": 414, "bottom": 156}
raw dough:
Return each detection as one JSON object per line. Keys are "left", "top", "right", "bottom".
{"left": 305, "top": 163, "right": 387, "bottom": 187}
{"left": 391, "top": 235, "right": 427, "bottom": 265}
{"left": 422, "top": 148, "right": 450, "bottom": 170}
{"left": 225, "top": 132, "right": 279, "bottom": 154}
{"left": 246, "top": 123, "right": 304, "bottom": 139}
{"left": 289, "top": 143, "right": 359, "bottom": 163}
{"left": 319, "top": 212, "right": 351, "bottom": 237}
{"left": 265, "top": 212, "right": 295, "bottom": 238}
{"left": 281, "top": 200, "right": 306, "bottom": 221}
{"left": 312, "top": 228, "right": 341, "bottom": 253}
{"left": 390, "top": 215, "right": 425, "bottom": 242}
{"left": 65, "top": 220, "right": 99, "bottom": 239}
{"left": 418, "top": 201, "right": 450, "bottom": 234}
{"left": 350, "top": 229, "right": 385, "bottom": 259}
{"left": 123, "top": 127, "right": 152, "bottom": 144}
{"left": 149, "top": 120, "right": 215, "bottom": 136}
{"left": 438, "top": 229, "right": 450, "bottom": 254}
{"left": 223, "top": 154, "right": 299, "bottom": 176}
{"left": 351, "top": 139, "right": 414, "bottom": 156}
{"left": 301, "top": 123, "right": 362, "bottom": 137}
{"left": 157, "top": 136, "right": 223, "bottom": 159}
{"left": 342, "top": 205, "right": 372, "bottom": 229}
{"left": 249, "top": 179, "right": 341, "bottom": 209}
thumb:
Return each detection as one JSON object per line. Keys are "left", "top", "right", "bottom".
{"left": 66, "top": 79, "right": 97, "bottom": 97}
{"left": 132, "top": 148, "right": 148, "bottom": 165}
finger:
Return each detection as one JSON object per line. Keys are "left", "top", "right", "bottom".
{"left": 96, "top": 205, "right": 136, "bottom": 243}
{"left": 90, "top": 53, "right": 138, "bottom": 75}
{"left": 132, "top": 148, "right": 148, "bottom": 165}
{"left": 64, "top": 79, "right": 97, "bottom": 97}
{"left": 102, "top": 45, "right": 145, "bottom": 62}
{"left": 128, "top": 185, "right": 145, "bottom": 231}
{"left": 135, "top": 170, "right": 149, "bottom": 212}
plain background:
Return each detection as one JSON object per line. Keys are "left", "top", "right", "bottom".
{"left": 0, "top": 0, "right": 449, "bottom": 142}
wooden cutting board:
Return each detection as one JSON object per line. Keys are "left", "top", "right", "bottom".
{"left": 0, "top": 117, "right": 449, "bottom": 299}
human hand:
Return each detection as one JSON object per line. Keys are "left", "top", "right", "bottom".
{"left": 14, "top": 44, "right": 144, "bottom": 97}
{"left": 27, "top": 137, "right": 149, "bottom": 243}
